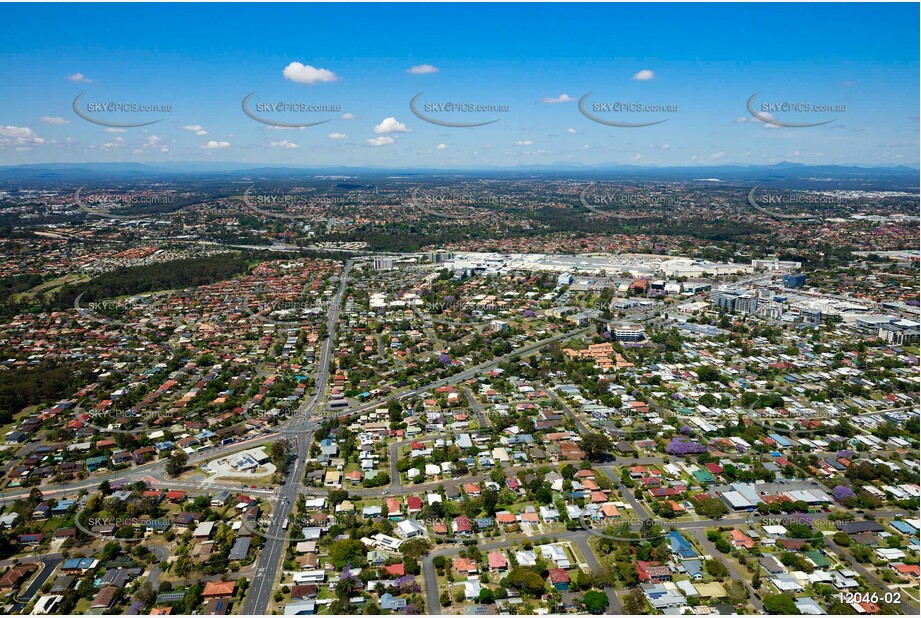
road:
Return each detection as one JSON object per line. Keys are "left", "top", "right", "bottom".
{"left": 568, "top": 532, "right": 622, "bottom": 614}
{"left": 143, "top": 544, "right": 171, "bottom": 592}
{"left": 242, "top": 260, "right": 352, "bottom": 615}
{"left": 388, "top": 441, "right": 404, "bottom": 492}
{"left": 0, "top": 323, "right": 592, "bottom": 504}
{"left": 545, "top": 385, "right": 590, "bottom": 434}
{"left": 7, "top": 263, "right": 913, "bottom": 617}
{"left": 421, "top": 530, "right": 622, "bottom": 614}
{"left": 10, "top": 555, "right": 63, "bottom": 613}
{"left": 462, "top": 386, "right": 489, "bottom": 428}
{"left": 822, "top": 536, "right": 918, "bottom": 615}
{"left": 687, "top": 527, "right": 764, "bottom": 612}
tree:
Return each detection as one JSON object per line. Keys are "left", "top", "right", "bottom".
{"left": 506, "top": 566, "right": 547, "bottom": 596}
{"left": 400, "top": 538, "right": 431, "bottom": 559}
{"left": 335, "top": 576, "right": 359, "bottom": 600}
{"left": 582, "top": 432, "right": 613, "bottom": 462}
{"left": 482, "top": 489, "right": 500, "bottom": 515}
{"left": 583, "top": 590, "right": 609, "bottom": 614}
{"left": 725, "top": 580, "right": 748, "bottom": 604}
{"left": 696, "top": 366, "right": 722, "bottom": 383}
{"left": 752, "top": 564, "right": 761, "bottom": 589}
{"left": 705, "top": 558, "right": 729, "bottom": 580}
{"left": 183, "top": 582, "right": 204, "bottom": 615}
{"left": 695, "top": 498, "right": 729, "bottom": 519}
{"left": 851, "top": 545, "right": 872, "bottom": 563}
{"left": 832, "top": 531, "right": 851, "bottom": 547}
{"left": 622, "top": 589, "right": 647, "bottom": 614}
{"left": 269, "top": 439, "right": 292, "bottom": 473}
{"left": 763, "top": 593, "right": 799, "bottom": 614}
{"left": 134, "top": 581, "right": 156, "bottom": 607}
{"left": 165, "top": 451, "right": 188, "bottom": 477}
{"left": 328, "top": 539, "right": 368, "bottom": 569}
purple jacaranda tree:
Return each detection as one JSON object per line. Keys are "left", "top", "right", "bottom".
{"left": 832, "top": 485, "right": 856, "bottom": 502}
{"left": 666, "top": 437, "right": 707, "bottom": 456}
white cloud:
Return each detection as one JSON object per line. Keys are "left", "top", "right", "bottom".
{"left": 142, "top": 135, "right": 168, "bottom": 152}
{"left": 633, "top": 69, "right": 655, "bottom": 81}
{"left": 100, "top": 139, "right": 123, "bottom": 151}
{"left": 373, "top": 117, "right": 410, "bottom": 134}
{"left": 582, "top": 144, "right": 590, "bottom": 150}
{"left": 738, "top": 113, "right": 781, "bottom": 129}
{"left": 631, "top": 154, "right": 642, "bottom": 161}
{"left": 39, "top": 116, "right": 69, "bottom": 125}
{"left": 328, "top": 132, "right": 348, "bottom": 140}
{"left": 661, "top": 144, "right": 671, "bottom": 150}
{"left": 68, "top": 72, "right": 92, "bottom": 83}
{"left": 436, "top": 143, "right": 447, "bottom": 150}
{"left": 282, "top": 62, "right": 339, "bottom": 84}
{"left": 515, "top": 140, "right": 533, "bottom": 146}
{"left": 0, "top": 126, "right": 45, "bottom": 148}
{"left": 201, "top": 140, "right": 231, "bottom": 149}
{"left": 707, "top": 151, "right": 725, "bottom": 160}
{"left": 182, "top": 125, "right": 208, "bottom": 136}
{"left": 270, "top": 140, "right": 300, "bottom": 149}
{"left": 341, "top": 113, "right": 354, "bottom": 120}
{"left": 104, "top": 127, "right": 127, "bottom": 133}
{"left": 406, "top": 64, "right": 439, "bottom": 74}
{"left": 541, "top": 93, "right": 574, "bottom": 104}
{"left": 566, "top": 128, "right": 577, "bottom": 134}
{"left": 367, "top": 136, "right": 395, "bottom": 146}
{"left": 0, "top": 126, "right": 40, "bottom": 138}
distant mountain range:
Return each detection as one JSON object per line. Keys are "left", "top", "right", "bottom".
{"left": 0, "top": 161, "right": 917, "bottom": 185}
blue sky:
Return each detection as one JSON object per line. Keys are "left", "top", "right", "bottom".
{"left": 1, "top": 2, "right": 918, "bottom": 168}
